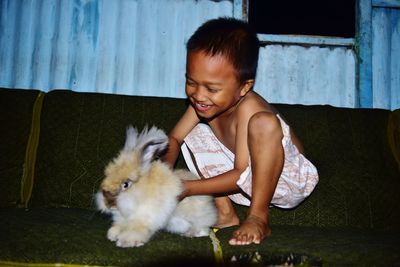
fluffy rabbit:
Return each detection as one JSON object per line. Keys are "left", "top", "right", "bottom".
{"left": 96, "top": 126, "right": 217, "bottom": 247}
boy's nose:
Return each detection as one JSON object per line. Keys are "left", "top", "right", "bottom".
{"left": 192, "top": 87, "right": 208, "bottom": 102}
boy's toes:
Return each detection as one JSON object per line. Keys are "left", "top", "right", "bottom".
{"left": 228, "top": 230, "right": 242, "bottom": 245}
{"left": 229, "top": 236, "right": 242, "bottom": 245}
{"left": 228, "top": 215, "right": 271, "bottom": 246}
{"left": 229, "top": 231, "right": 254, "bottom": 245}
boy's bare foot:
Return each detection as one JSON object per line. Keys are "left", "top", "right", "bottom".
{"left": 214, "top": 211, "right": 240, "bottom": 229}
{"left": 213, "top": 196, "right": 240, "bottom": 229}
{"left": 228, "top": 214, "right": 271, "bottom": 245}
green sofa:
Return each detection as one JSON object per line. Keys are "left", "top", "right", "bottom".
{"left": 1, "top": 88, "right": 399, "bottom": 267}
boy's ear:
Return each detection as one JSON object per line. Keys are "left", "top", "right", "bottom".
{"left": 240, "top": 79, "right": 254, "bottom": 97}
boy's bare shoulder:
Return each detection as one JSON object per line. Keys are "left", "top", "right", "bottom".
{"left": 237, "top": 91, "right": 277, "bottom": 120}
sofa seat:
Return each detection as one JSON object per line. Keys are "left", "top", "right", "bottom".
{"left": 0, "top": 208, "right": 215, "bottom": 267}
{"left": 1, "top": 207, "right": 399, "bottom": 266}
{"left": 217, "top": 222, "right": 400, "bottom": 266}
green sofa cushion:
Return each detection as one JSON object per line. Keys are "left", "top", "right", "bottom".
{"left": 388, "top": 108, "right": 400, "bottom": 169}
{"left": 216, "top": 225, "right": 400, "bottom": 267}
{"left": 0, "top": 208, "right": 398, "bottom": 267}
{"left": 0, "top": 208, "right": 215, "bottom": 267}
{"left": 0, "top": 88, "right": 41, "bottom": 208}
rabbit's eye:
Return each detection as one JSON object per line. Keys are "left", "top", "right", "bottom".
{"left": 121, "top": 179, "right": 133, "bottom": 191}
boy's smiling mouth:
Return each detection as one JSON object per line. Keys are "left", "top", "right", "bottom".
{"left": 194, "top": 102, "right": 212, "bottom": 113}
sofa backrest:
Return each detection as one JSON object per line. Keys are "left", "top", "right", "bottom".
{"left": 0, "top": 88, "right": 41, "bottom": 208}
{"left": 271, "top": 104, "right": 400, "bottom": 230}
{"left": 28, "top": 90, "right": 188, "bottom": 209}
{"left": 2, "top": 89, "right": 399, "bottom": 230}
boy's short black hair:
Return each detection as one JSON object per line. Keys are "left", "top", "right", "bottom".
{"left": 186, "top": 17, "right": 260, "bottom": 83}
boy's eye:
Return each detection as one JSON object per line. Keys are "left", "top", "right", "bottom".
{"left": 207, "top": 88, "right": 220, "bottom": 93}
{"left": 205, "top": 86, "right": 221, "bottom": 93}
{"left": 186, "top": 80, "right": 196, "bottom": 87}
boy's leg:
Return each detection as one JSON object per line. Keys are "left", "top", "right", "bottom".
{"left": 185, "top": 143, "right": 239, "bottom": 228}
{"left": 214, "top": 196, "right": 240, "bottom": 229}
{"left": 229, "top": 112, "right": 284, "bottom": 245}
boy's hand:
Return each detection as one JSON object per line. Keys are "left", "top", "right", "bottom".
{"left": 178, "top": 180, "right": 189, "bottom": 201}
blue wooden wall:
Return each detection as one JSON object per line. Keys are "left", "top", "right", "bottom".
{"left": 358, "top": 0, "right": 400, "bottom": 110}
{"left": 0, "top": 0, "right": 399, "bottom": 110}
{"left": 371, "top": 2, "right": 400, "bottom": 109}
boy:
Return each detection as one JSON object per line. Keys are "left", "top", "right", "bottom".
{"left": 163, "top": 17, "right": 318, "bottom": 245}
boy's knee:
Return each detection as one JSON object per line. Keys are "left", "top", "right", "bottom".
{"left": 248, "top": 112, "right": 282, "bottom": 140}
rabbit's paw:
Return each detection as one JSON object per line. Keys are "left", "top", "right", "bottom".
{"left": 115, "top": 231, "right": 150, "bottom": 248}
{"left": 107, "top": 225, "right": 122, "bottom": 242}
{"left": 184, "top": 227, "right": 211, "bottom": 237}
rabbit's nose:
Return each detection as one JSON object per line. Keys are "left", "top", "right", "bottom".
{"left": 103, "top": 190, "right": 117, "bottom": 207}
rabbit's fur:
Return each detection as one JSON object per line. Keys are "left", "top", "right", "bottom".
{"left": 96, "top": 126, "right": 217, "bottom": 247}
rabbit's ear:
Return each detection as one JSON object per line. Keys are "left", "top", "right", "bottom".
{"left": 123, "top": 126, "right": 139, "bottom": 152}
{"left": 139, "top": 126, "right": 168, "bottom": 171}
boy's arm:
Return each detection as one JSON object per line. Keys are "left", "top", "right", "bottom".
{"left": 163, "top": 135, "right": 181, "bottom": 168}
{"left": 162, "top": 105, "right": 199, "bottom": 168}
{"left": 183, "top": 169, "right": 242, "bottom": 196}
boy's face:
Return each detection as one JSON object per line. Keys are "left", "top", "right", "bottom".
{"left": 185, "top": 50, "right": 252, "bottom": 120}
